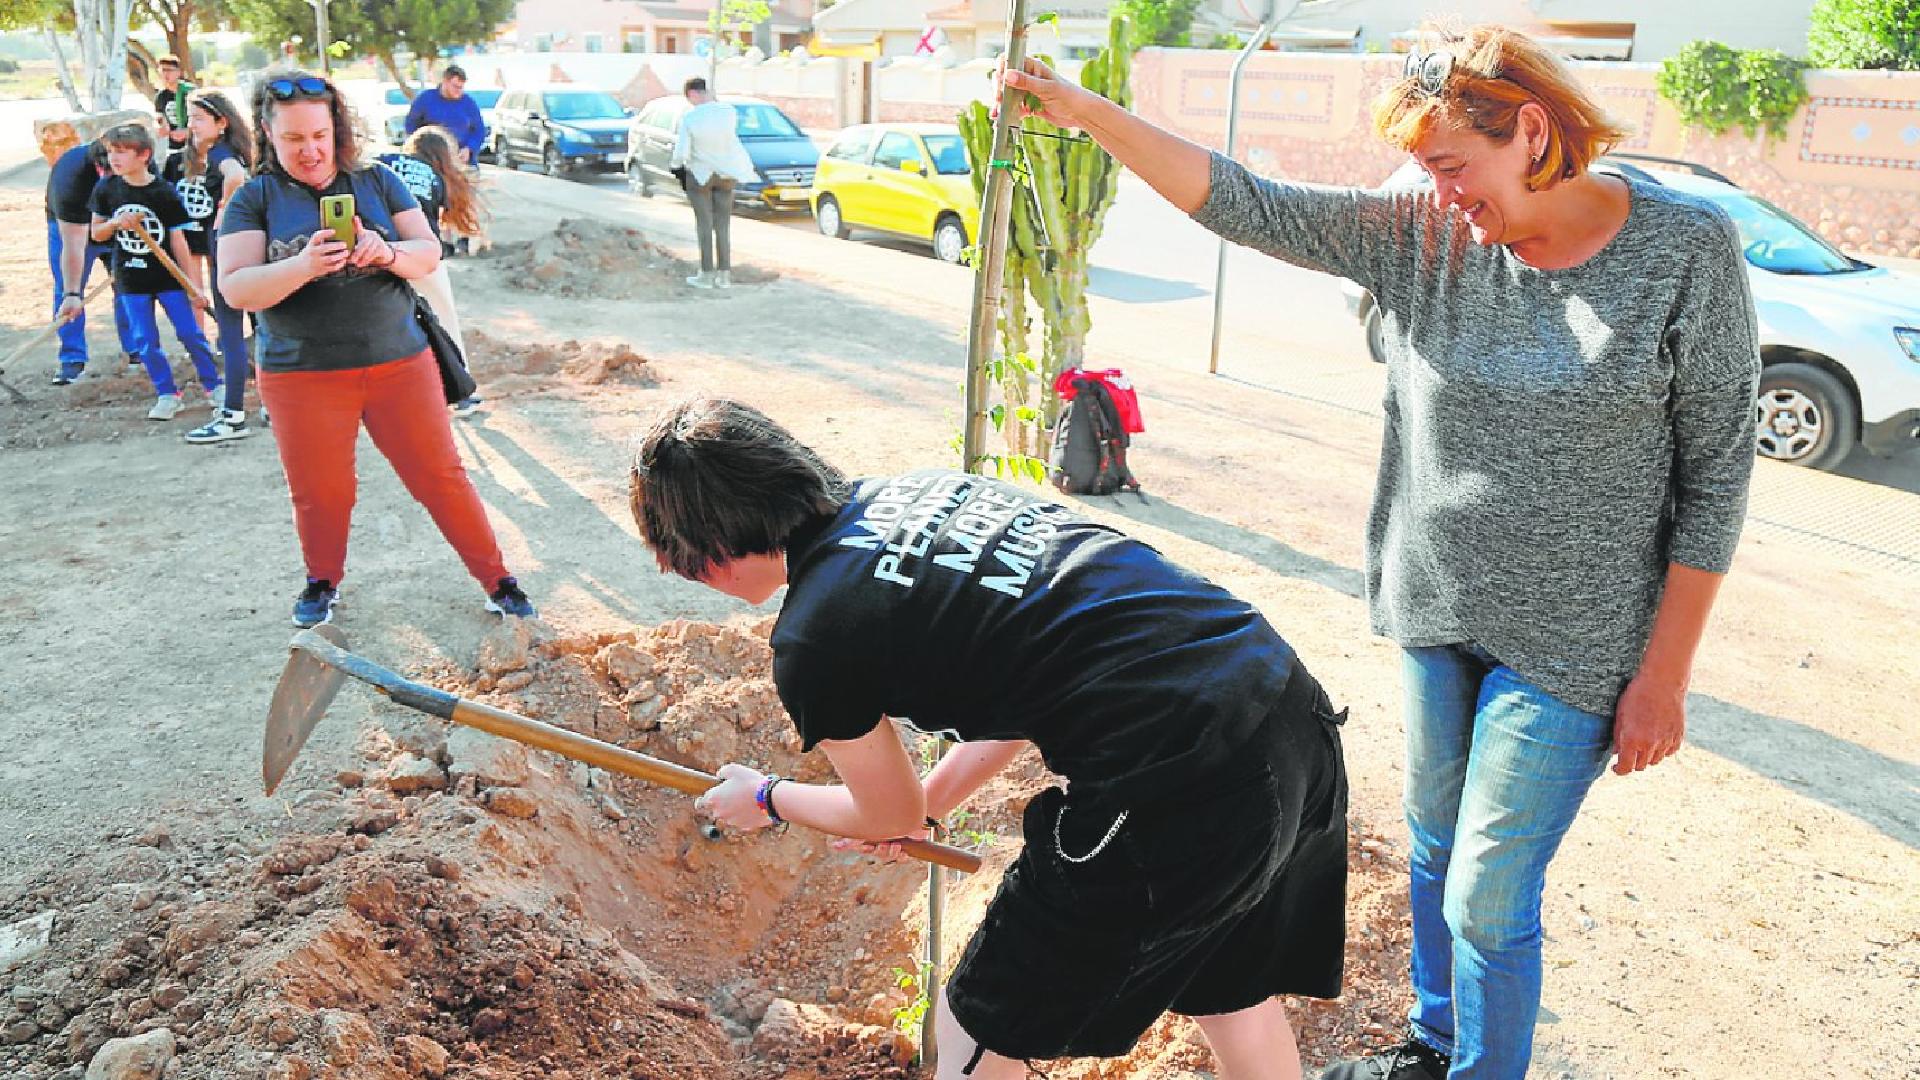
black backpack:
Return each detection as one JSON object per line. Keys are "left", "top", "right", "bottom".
{"left": 1050, "top": 376, "right": 1140, "bottom": 496}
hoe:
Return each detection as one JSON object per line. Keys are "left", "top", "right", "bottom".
{"left": 265, "top": 625, "right": 981, "bottom": 873}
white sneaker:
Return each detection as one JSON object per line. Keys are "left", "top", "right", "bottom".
{"left": 685, "top": 272, "right": 714, "bottom": 290}
{"left": 147, "top": 394, "right": 183, "bottom": 421}
{"left": 259, "top": 405, "right": 270, "bottom": 426}
{"left": 184, "top": 409, "right": 252, "bottom": 445}
{"left": 715, "top": 270, "right": 732, "bottom": 290}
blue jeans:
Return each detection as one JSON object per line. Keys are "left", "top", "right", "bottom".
{"left": 119, "top": 289, "right": 218, "bottom": 398}
{"left": 1401, "top": 644, "right": 1613, "bottom": 1079}
{"left": 206, "top": 246, "right": 251, "bottom": 411}
{"left": 47, "top": 217, "right": 134, "bottom": 378}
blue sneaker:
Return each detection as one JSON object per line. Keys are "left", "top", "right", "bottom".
{"left": 293, "top": 579, "right": 337, "bottom": 628}
{"left": 485, "top": 576, "right": 536, "bottom": 618}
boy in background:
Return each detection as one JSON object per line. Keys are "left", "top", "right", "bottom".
{"left": 88, "top": 123, "right": 220, "bottom": 421}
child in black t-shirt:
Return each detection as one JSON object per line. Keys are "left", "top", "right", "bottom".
{"left": 89, "top": 122, "right": 220, "bottom": 422}
{"left": 628, "top": 397, "right": 1351, "bottom": 1080}
{"left": 377, "top": 125, "right": 485, "bottom": 417}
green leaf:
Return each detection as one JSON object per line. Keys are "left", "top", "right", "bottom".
{"left": 1034, "top": 11, "right": 1059, "bottom": 24}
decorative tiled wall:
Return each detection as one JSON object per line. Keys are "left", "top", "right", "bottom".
{"left": 1134, "top": 49, "right": 1920, "bottom": 259}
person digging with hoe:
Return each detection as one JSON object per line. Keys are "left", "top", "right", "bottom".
{"left": 630, "top": 397, "right": 1352, "bottom": 1080}
{"left": 1003, "top": 21, "right": 1759, "bottom": 1080}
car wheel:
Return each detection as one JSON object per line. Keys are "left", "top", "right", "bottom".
{"left": 1755, "top": 362, "right": 1857, "bottom": 471}
{"left": 542, "top": 143, "right": 566, "bottom": 178}
{"left": 815, "top": 195, "right": 849, "bottom": 239}
{"left": 932, "top": 215, "right": 967, "bottom": 264}
{"left": 1363, "top": 301, "right": 1387, "bottom": 364}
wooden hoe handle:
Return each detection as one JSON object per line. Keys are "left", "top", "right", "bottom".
{"left": 126, "top": 218, "right": 205, "bottom": 306}
{"left": 447, "top": 697, "right": 983, "bottom": 873}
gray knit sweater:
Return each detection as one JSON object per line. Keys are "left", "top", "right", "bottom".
{"left": 1192, "top": 152, "right": 1760, "bottom": 715}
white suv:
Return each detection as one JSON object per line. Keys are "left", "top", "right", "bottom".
{"left": 1345, "top": 156, "right": 1920, "bottom": 471}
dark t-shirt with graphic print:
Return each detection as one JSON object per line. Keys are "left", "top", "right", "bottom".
{"left": 375, "top": 153, "right": 446, "bottom": 240}
{"left": 87, "top": 174, "right": 190, "bottom": 295}
{"left": 771, "top": 470, "right": 1299, "bottom": 802}
{"left": 162, "top": 143, "right": 239, "bottom": 256}
{"left": 219, "top": 165, "right": 428, "bottom": 373}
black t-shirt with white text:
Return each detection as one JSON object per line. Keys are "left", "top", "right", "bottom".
{"left": 87, "top": 174, "right": 190, "bottom": 295}
{"left": 375, "top": 153, "right": 446, "bottom": 240}
{"left": 162, "top": 144, "right": 238, "bottom": 256}
{"left": 771, "top": 470, "right": 1299, "bottom": 802}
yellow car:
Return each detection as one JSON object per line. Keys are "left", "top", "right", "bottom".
{"left": 810, "top": 123, "right": 980, "bottom": 264}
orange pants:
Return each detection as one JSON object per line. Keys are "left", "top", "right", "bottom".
{"left": 258, "top": 349, "right": 509, "bottom": 590}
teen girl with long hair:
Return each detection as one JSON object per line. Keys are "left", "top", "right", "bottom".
{"left": 376, "top": 124, "right": 485, "bottom": 416}
{"left": 175, "top": 89, "right": 259, "bottom": 444}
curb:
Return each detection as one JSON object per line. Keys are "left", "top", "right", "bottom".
{"left": 0, "top": 156, "right": 45, "bottom": 183}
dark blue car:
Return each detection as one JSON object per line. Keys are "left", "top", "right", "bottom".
{"left": 493, "top": 86, "right": 633, "bottom": 177}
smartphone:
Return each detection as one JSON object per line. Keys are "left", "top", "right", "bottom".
{"left": 319, "top": 194, "right": 356, "bottom": 248}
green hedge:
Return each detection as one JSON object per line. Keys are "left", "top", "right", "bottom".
{"left": 1656, "top": 40, "right": 1810, "bottom": 140}
{"left": 1808, "top": 0, "right": 1920, "bottom": 71}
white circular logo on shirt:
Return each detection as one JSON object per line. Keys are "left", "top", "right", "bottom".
{"left": 111, "top": 204, "right": 166, "bottom": 255}
{"left": 175, "top": 177, "right": 214, "bottom": 222}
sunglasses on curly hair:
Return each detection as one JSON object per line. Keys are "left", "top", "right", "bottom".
{"left": 263, "top": 76, "right": 331, "bottom": 101}
{"left": 1403, "top": 50, "right": 1454, "bottom": 96}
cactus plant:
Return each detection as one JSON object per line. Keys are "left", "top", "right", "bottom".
{"left": 959, "top": 12, "right": 1132, "bottom": 457}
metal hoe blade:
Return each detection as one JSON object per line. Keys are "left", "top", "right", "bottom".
{"left": 263, "top": 623, "right": 350, "bottom": 795}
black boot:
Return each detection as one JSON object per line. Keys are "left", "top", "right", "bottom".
{"left": 1319, "top": 1036, "right": 1450, "bottom": 1080}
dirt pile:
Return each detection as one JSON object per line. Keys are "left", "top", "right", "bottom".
{"left": 486, "top": 218, "right": 779, "bottom": 300}
{"left": 462, "top": 331, "right": 655, "bottom": 396}
{"left": 0, "top": 616, "right": 1411, "bottom": 1080}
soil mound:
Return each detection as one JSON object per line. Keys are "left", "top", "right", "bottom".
{"left": 0, "top": 616, "right": 1410, "bottom": 1080}
{"left": 487, "top": 218, "right": 780, "bottom": 300}
{"left": 463, "top": 331, "right": 655, "bottom": 393}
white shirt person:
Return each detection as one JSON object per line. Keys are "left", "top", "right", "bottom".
{"left": 671, "top": 98, "right": 756, "bottom": 184}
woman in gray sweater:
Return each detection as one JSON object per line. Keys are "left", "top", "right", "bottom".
{"left": 1004, "top": 23, "right": 1759, "bottom": 1080}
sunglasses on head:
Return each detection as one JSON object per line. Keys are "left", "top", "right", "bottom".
{"left": 1403, "top": 50, "right": 1455, "bottom": 96}
{"left": 264, "top": 76, "right": 330, "bottom": 101}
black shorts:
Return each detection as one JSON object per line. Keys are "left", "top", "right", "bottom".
{"left": 946, "top": 663, "right": 1349, "bottom": 1062}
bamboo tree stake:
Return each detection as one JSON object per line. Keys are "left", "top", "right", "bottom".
{"left": 937, "top": 1, "right": 1032, "bottom": 1066}
{"left": 961, "top": 0, "right": 1034, "bottom": 475}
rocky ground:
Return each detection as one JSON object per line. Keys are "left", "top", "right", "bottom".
{"left": 0, "top": 167, "right": 1913, "bottom": 1079}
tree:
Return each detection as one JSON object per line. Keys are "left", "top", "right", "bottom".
{"left": 227, "top": 0, "right": 514, "bottom": 88}
{"left": 707, "top": 0, "right": 770, "bottom": 84}
{"left": 0, "top": 0, "right": 82, "bottom": 109}
{"left": 1808, "top": 0, "right": 1920, "bottom": 70}
{"left": 75, "top": 0, "right": 134, "bottom": 110}
{"left": 958, "top": 14, "right": 1132, "bottom": 461}
{"left": 131, "top": 0, "right": 228, "bottom": 79}
{"left": 1112, "top": 0, "right": 1198, "bottom": 49}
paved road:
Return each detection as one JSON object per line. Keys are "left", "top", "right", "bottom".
{"left": 507, "top": 162, "right": 1920, "bottom": 574}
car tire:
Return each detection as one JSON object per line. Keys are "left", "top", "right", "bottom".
{"left": 1755, "top": 362, "right": 1857, "bottom": 471}
{"left": 1363, "top": 301, "right": 1388, "bottom": 364}
{"left": 542, "top": 142, "right": 566, "bottom": 178}
{"left": 932, "top": 215, "right": 967, "bottom": 264}
{"left": 816, "top": 195, "right": 849, "bottom": 239}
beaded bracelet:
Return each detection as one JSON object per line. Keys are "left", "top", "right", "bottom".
{"left": 755, "top": 775, "right": 787, "bottom": 825}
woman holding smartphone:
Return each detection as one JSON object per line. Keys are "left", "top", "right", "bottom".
{"left": 217, "top": 69, "right": 535, "bottom": 628}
